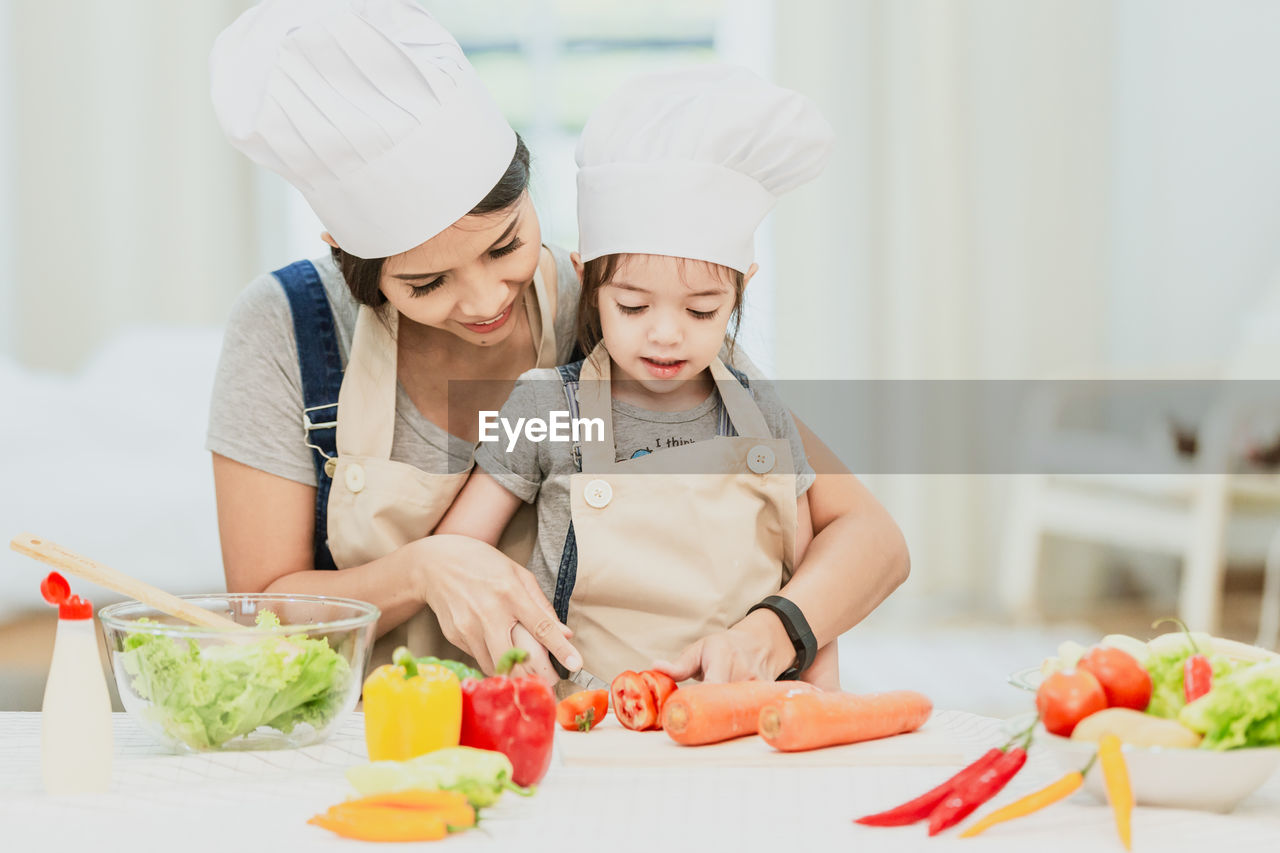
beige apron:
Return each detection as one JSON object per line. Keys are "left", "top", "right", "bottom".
{"left": 565, "top": 345, "right": 798, "bottom": 687}
{"left": 326, "top": 260, "right": 558, "bottom": 670}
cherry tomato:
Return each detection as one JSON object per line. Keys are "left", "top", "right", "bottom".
{"left": 556, "top": 690, "right": 609, "bottom": 732}
{"left": 640, "top": 671, "right": 677, "bottom": 714}
{"left": 610, "top": 671, "right": 659, "bottom": 731}
{"left": 1036, "top": 669, "right": 1106, "bottom": 736}
{"left": 1078, "top": 646, "right": 1152, "bottom": 711}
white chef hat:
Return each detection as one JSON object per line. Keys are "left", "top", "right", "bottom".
{"left": 210, "top": 0, "right": 516, "bottom": 259}
{"left": 575, "top": 65, "right": 834, "bottom": 274}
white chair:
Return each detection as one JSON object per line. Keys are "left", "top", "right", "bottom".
{"left": 998, "top": 286, "right": 1280, "bottom": 640}
{"left": 1259, "top": 527, "right": 1280, "bottom": 649}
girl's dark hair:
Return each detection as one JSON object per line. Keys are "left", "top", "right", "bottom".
{"left": 576, "top": 253, "right": 746, "bottom": 360}
{"left": 330, "top": 133, "right": 531, "bottom": 307}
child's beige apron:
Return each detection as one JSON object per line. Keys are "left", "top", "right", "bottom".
{"left": 564, "top": 345, "right": 798, "bottom": 687}
{"left": 325, "top": 263, "right": 558, "bottom": 670}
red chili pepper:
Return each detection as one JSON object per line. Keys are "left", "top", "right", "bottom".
{"left": 855, "top": 748, "right": 1003, "bottom": 826}
{"left": 459, "top": 649, "right": 556, "bottom": 788}
{"left": 927, "top": 746, "right": 1028, "bottom": 835}
{"left": 1184, "top": 654, "right": 1213, "bottom": 703}
{"left": 1154, "top": 617, "right": 1213, "bottom": 703}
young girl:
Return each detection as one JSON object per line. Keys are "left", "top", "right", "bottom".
{"left": 436, "top": 65, "right": 841, "bottom": 689}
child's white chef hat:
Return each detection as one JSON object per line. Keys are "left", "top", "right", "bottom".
{"left": 210, "top": 0, "right": 515, "bottom": 259}
{"left": 576, "top": 65, "right": 833, "bottom": 274}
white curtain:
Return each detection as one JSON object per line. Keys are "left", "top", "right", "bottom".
{"left": 8, "top": 0, "right": 259, "bottom": 370}
{"left": 771, "top": 0, "right": 1280, "bottom": 608}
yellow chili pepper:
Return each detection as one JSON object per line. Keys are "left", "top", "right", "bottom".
{"left": 1099, "top": 733, "right": 1133, "bottom": 850}
{"left": 363, "top": 646, "right": 462, "bottom": 762}
{"left": 959, "top": 754, "right": 1094, "bottom": 838}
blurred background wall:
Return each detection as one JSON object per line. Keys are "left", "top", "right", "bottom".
{"left": 3, "top": 0, "right": 1279, "bottom": 713}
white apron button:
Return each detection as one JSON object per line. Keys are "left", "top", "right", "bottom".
{"left": 584, "top": 479, "right": 612, "bottom": 508}
{"left": 344, "top": 463, "right": 366, "bottom": 493}
{"left": 746, "top": 445, "right": 775, "bottom": 474}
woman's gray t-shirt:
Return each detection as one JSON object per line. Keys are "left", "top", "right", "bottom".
{"left": 205, "top": 245, "right": 582, "bottom": 483}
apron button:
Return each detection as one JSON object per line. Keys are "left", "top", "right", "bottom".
{"left": 323, "top": 457, "right": 338, "bottom": 479}
{"left": 746, "top": 445, "right": 776, "bottom": 474}
{"left": 583, "top": 479, "right": 612, "bottom": 508}
{"left": 344, "top": 463, "right": 366, "bottom": 493}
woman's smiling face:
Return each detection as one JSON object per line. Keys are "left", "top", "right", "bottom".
{"left": 377, "top": 192, "right": 542, "bottom": 346}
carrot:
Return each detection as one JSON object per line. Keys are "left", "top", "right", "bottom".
{"left": 661, "top": 681, "right": 817, "bottom": 745}
{"left": 758, "top": 690, "right": 932, "bottom": 751}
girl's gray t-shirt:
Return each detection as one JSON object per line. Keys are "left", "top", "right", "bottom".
{"left": 473, "top": 368, "right": 815, "bottom": 605}
{"left": 205, "top": 245, "right": 582, "bottom": 484}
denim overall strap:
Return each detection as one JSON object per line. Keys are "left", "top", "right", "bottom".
{"left": 274, "top": 260, "right": 342, "bottom": 572}
{"left": 551, "top": 360, "right": 587, "bottom": 627}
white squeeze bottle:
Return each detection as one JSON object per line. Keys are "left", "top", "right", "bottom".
{"left": 40, "top": 571, "right": 113, "bottom": 794}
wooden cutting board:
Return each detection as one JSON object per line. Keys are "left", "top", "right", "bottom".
{"left": 556, "top": 715, "right": 968, "bottom": 768}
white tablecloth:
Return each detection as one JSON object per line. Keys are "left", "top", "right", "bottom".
{"left": 2, "top": 711, "right": 1278, "bottom": 852}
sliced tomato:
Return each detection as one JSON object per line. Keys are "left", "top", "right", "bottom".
{"left": 640, "top": 671, "right": 677, "bottom": 714}
{"left": 610, "top": 671, "right": 659, "bottom": 731}
{"left": 556, "top": 689, "right": 609, "bottom": 731}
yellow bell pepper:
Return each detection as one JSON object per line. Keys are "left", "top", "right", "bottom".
{"left": 363, "top": 647, "right": 462, "bottom": 762}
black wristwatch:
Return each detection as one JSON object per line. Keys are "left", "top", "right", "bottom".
{"left": 747, "top": 595, "right": 817, "bottom": 681}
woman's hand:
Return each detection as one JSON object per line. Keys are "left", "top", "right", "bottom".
{"left": 413, "top": 533, "right": 581, "bottom": 678}
{"left": 653, "top": 609, "right": 795, "bottom": 683}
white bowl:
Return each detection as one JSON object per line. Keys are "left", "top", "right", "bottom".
{"left": 1004, "top": 680, "right": 1280, "bottom": 813}
{"left": 1037, "top": 725, "right": 1280, "bottom": 813}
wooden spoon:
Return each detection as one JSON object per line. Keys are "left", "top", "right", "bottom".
{"left": 10, "top": 533, "right": 248, "bottom": 631}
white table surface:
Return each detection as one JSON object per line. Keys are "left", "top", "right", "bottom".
{"left": 2, "top": 710, "right": 1278, "bottom": 852}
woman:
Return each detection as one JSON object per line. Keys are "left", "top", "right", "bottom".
{"left": 207, "top": 0, "right": 908, "bottom": 684}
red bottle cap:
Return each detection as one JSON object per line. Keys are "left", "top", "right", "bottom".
{"left": 39, "top": 572, "right": 93, "bottom": 620}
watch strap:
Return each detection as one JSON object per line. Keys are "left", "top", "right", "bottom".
{"left": 747, "top": 595, "right": 817, "bottom": 681}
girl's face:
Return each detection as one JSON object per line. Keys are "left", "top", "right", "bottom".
{"left": 595, "top": 254, "right": 750, "bottom": 394}
{"left": 377, "top": 193, "right": 542, "bottom": 346}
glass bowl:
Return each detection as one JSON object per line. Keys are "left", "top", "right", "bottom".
{"left": 99, "top": 594, "right": 379, "bottom": 753}
{"left": 1007, "top": 665, "right": 1044, "bottom": 693}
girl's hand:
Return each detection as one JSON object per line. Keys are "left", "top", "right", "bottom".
{"left": 652, "top": 609, "right": 795, "bottom": 683}
{"left": 507, "top": 622, "right": 561, "bottom": 686}
{"left": 414, "top": 534, "right": 580, "bottom": 677}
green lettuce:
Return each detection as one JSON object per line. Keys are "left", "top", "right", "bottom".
{"left": 1178, "top": 663, "right": 1280, "bottom": 750}
{"left": 118, "top": 614, "right": 351, "bottom": 749}
{"left": 1144, "top": 641, "right": 1246, "bottom": 719}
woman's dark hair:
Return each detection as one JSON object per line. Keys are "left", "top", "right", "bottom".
{"left": 576, "top": 253, "right": 745, "bottom": 360}
{"left": 330, "top": 133, "right": 531, "bottom": 307}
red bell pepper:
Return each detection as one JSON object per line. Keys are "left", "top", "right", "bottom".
{"left": 459, "top": 649, "right": 556, "bottom": 788}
